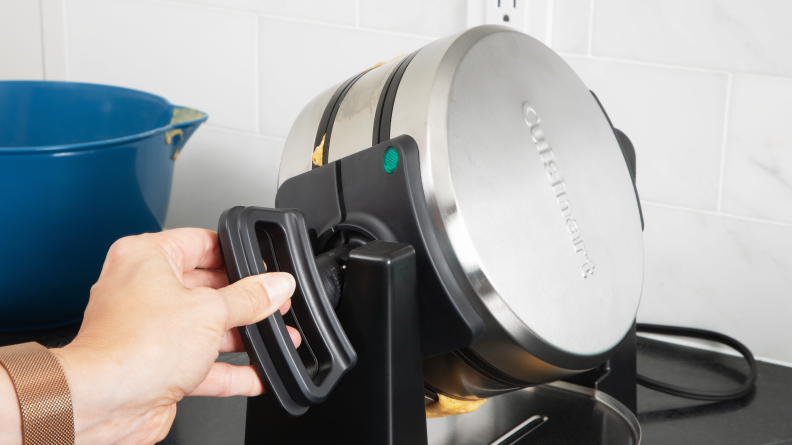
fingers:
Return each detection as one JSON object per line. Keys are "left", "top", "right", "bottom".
{"left": 217, "top": 272, "right": 296, "bottom": 330}
{"left": 220, "top": 325, "right": 302, "bottom": 352}
{"left": 220, "top": 328, "right": 245, "bottom": 352}
{"left": 149, "top": 228, "right": 226, "bottom": 273}
{"left": 183, "top": 268, "right": 229, "bottom": 290}
{"left": 287, "top": 326, "right": 304, "bottom": 349}
{"left": 188, "top": 362, "right": 265, "bottom": 397}
{"left": 279, "top": 299, "right": 292, "bottom": 315}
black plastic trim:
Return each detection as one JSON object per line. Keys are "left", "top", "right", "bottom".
{"left": 277, "top": 136, "right": 486, "bottom": 358}
{"left": 218, "top": 206, "right": 357, "bottom": 417}
{"left": 373, "top": 51, "right": 419, "bottom": 145}
{"left": 454, "top": 347, "right": 530, "bottom": 388}
{"left": 313, "top": 70, "right": 369, "bottom": 169}
{"left": 590, "top": 90, "right": 644, "bottom": 230}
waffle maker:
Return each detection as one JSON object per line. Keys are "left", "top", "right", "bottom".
{"left": 218, "top": 25, "right": 644, "bottom": 444}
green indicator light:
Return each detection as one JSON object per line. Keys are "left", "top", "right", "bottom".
{"left": 383, "top": 147, "right": 399, "bottom": 174}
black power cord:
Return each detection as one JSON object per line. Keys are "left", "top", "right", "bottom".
{"left": 636, "top": 323, "right": 758, "bottom": 401}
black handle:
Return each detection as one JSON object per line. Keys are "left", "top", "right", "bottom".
{"left": 218, "top": 206, "right": 357, "bottom": 417}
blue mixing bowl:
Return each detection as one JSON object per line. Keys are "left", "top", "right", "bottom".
{"left": 0, "top": 81, "right": 207, "bottom": 331}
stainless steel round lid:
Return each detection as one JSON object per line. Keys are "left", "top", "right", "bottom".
{"left": 389, "top": 26, "right": 643, "bottom": 365}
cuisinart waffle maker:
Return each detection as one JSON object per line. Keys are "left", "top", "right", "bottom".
{"left": 218, "top": 25, "right": 644, "bottom": 444}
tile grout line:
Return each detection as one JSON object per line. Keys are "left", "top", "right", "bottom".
{"left": 559, "top": 52, "right": 733, "bottom": 76}
{"left": 587, "top": 0, "right": 594, "bottom": 56}
{"left": 638, "top": 334, "right": 792, "bottom": 369}
{"left": 642, "top": 200, "right": 792, "bottom": 228}
{"left": 754, "top": 356, "right": 792, "bottom": 369}
{"left": 716, "top": 73, "right": 733, "bottom": 212}
{"left": 256, "top": 12, "right": 439, "bottom": 41}
{"left": 725, "top": 70, "right": 792, "bottom": 83}
{"left": 156, "top": 0, "right": 438, "bottom": 41}
{"left": 254, "top": 15, "right": 260, "bottom": 134}
{"left": 39, "top": 0, "right": 47, "bottom": 79}
{"left": 561, "top": 51, "right": 792, "bottom": 83}
{"left": 61, "top": 0, "right": 70, "bottom": 79}
{"left": 545, "top": 0, "right": 555, "bottom": 47}
{"left": 204, "top": 123, "right": 286, "bottom": 142}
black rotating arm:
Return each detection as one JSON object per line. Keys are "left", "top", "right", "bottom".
{"left": 218, "top": 206, "right": 357, "bottom": 416}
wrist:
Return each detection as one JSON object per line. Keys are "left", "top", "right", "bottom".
{"left": 50, "top": 344, "right": 131, "bottom": 444}
{"left": 51, "top": 343, "right": 175, "bottom": 445}
{"left": 0, "top": 363, "right": 22, "bottom": 445}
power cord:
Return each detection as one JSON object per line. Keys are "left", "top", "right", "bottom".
{"left": 636, "top": 323, "right": 758, "bottom": 401}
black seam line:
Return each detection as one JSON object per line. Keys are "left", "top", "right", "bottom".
{"left": 313, "top": 74, "right": 360, "bottom": 159}
{"left": 453, "top": 347, "right": 531, "bottom": 387}
{"left": 334, "top": 161, "right": 346, "bottom": 222}
{"left": 322, "top": 71, "right": 368, "bottom": 167}
{"left": 372, "top": 59, "right": 403, "bottom": 145}
{"left": 423, "top": 381, "right": 469, "bottom": 402}
{"left": 372, "top": 50, "right": 419, "bottom": 146}
{"left": 312, "top": 70, "right": 369, "bottom": 170}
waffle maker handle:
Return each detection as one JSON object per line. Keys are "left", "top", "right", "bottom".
{"left": 217, "top": 206, "right": 357, "bottom": 417}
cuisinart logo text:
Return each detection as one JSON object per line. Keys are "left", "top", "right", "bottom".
{"left": 522, "top": 102, "right": 595, "bottom": 278}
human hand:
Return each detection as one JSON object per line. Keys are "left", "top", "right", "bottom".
{"left": 49, "top": 228, "right": 300, "bottom": 444}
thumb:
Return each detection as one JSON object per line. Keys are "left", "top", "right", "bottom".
{"left": 218, "top": 272, "right": 296, "bottom": 329}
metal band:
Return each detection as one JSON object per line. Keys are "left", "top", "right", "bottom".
{"left": 372, "top": 50, "right": 419, "bottom": 145}
{"left": 0, "top": 342, "right": 75, "bottom": 445}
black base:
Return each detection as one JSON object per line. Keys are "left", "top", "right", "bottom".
{"left": 244, "top": 241, "right": 428, "bottom": 444}
{"left": 564, "top": 322, "right": 637, "bottom": 414}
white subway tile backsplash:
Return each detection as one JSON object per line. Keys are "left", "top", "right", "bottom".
{"left": 259, "top": 18, "right": 431, "bottom": 138}
{"left": 523, "top": 0, "right": 552, "bottom": 46}
{"left": 0, "top": 0, "right": 43, "bottom": 80}
{"left": 551, "top": 0, "right": 591, "bottom": 54}
{"left": 165, "top": 126, "right": 283, "bottom": 230}
{"left": 66, "top": 0, "right": 258, "bottom": 132}
{"left": 359, "top": 0, "right": 466, "bottom": 38}
{"left": 591, "top": 0, "right": 792, "bottom": 77}
{"left": 564, "top": 56, "right": 728, "bottom": 210}
{"left": 172, "top": 0, "right": 357, "bottom": 26}
{"left": 638, "top": 204, "right": 792, "bottom": 364}
{"left": 41, "top": 0, "right": 69, "bottom": 80}
{"left": 721, "top": 75, "right": 792, "bottom": 224}
{"left": 2, "top": 0, "right": 791, "bottom": 363}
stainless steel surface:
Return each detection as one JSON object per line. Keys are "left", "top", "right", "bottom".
{"left": 329, "top": 59, "right": 401, "bottom": 163}
{"left": 278, "top": 82, "right": 339, "bottom": 187}
{"left": 278, "top": 25, "right": 644, "bottom": 394}
{"left": 391, "top": 25, "right": 643, "bottom": 381}
{"left": 426, "top": 381, "right": 641, "bottom": 445}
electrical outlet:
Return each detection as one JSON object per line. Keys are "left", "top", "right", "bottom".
{"left": 467, "top": 0, "right": 553, "bottom": 45}
{"left": 485, "top": 0, "right": 527, "bottom": 31}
